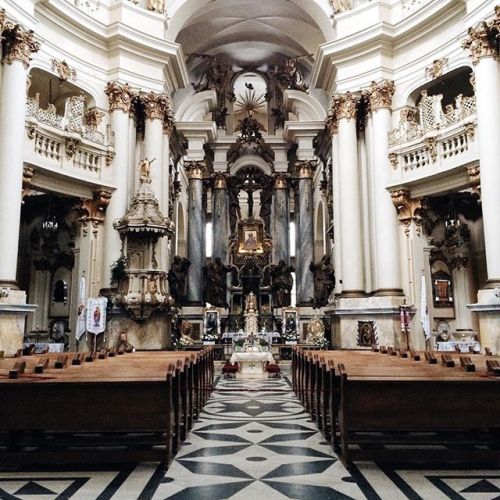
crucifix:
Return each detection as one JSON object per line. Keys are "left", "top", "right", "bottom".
{"left": 241, "top": 172, "right": 259, "bottom": 219}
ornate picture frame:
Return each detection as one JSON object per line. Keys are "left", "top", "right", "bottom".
{"left": 238, "top": 221, "right": 264, "bottom": 254}
{"left": 203, "top": 307, "right": 220, "bottom": 338}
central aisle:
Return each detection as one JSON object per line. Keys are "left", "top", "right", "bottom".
{"left": 153, "top": 374, "right": 366, "bottom": 499}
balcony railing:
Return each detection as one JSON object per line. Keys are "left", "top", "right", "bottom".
{"left": 24, "top": 95, "right": 114, "bottom": 183}
{"left": 388, "top": 93, "right": 477, "bottom": 179}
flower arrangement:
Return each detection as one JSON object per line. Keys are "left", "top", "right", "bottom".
{"left": 173, "top": 336, "right": 192, "bottom": 348}
{"left": 202, "top": 332, "right": 219, "bottom": 342}
{"left": 315, "top": 337, "right": 329, "bottom": 349}
{"left": 282, "top": 330, "right": 299, "bottom": 342}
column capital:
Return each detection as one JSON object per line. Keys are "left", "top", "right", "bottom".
{"left": 184, "top": 160, "right": 206, "bottom": 180}
{"left": 329, "top": 91, "right": 359, "bottom": 121}
{"left": 325, "top": 108, "right": 338, "bottom": 135}
{"left": 22, "top": 166, "right": 35, "bottom": 202}
{"left": 390, "top": 189, "right": 423, "bottom": 234}
{"left": 462, "top": 6, "right": 500, "bottom": 65}
{"left": 105, "top": 82, "right": 135, "bottom": 113}
{"left": 213, "top": 172, "right": 228, "bottom": 189}
{"left": 2, "top": 24, "right": 40, "bottom": 69}
{"left": 296, "top": 159, "right": 318, "bottom": 179}
{"left": 141, "top": 91, "right": 171, "bottom": 121}
{"left": 78, "top": 190, "right": 112, "bottom": 225}
{"left": 467, "top": 165, "right": 481, "bottom": 199}
{"left": 367, "top": 80, "right": 395, "bottom": 111}
{"left": 274, "top": 173, "right": 289, "bottom": 189}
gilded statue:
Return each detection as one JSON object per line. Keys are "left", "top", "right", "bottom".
{"left": 139, "top": 158, "right": 155, "bottom": 181}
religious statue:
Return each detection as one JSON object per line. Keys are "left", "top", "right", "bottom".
{"left": 276, "top": 58, "right": 309, "bottom": 92}
{"left": 245, "top": 291, "right": 257, "bottom": 313}
{"left": 203, "top": 257, "right": 231, "bottom": 307}
{"left": 147, "top": 0, "right": 165, "bottom": 14}
{"left": 259, "top": 174, "right": 273, "bottom": 236}
{"left": 191, "top": 55, "right": 232, "bottom": 94}
{"left": 227, "top": 176, "right": 241, "bottom": 237}
{"left": 167, "top": 255, "right": 191, "bottom": 306}
{"left": 309, "top": 255, "right": 335, "bottom": 308}
{"left": 139, "top": 158, "right": 155, "bottom": 181}
{"left": 270, "top": 260, "right": 295, "bottom": 307}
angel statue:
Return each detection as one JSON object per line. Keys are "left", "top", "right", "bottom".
{"left": 139, "top": 158, "right": 155, "bottom": 182}
{"left": 148, "top": 0, "right": 165, "bottom": 14}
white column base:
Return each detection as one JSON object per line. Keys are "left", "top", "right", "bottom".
{"left": 0, "top": 289, "right": 37, "bottom": 355}
{"left": 468, "top": 288, "right": 500, "bottom": 353}
{"left": 326, "top": 295, "right": 407, "bottom": 349}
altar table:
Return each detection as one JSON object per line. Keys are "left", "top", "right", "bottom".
{"left": 229, "top": 351, "right": 275, "bottom": 374}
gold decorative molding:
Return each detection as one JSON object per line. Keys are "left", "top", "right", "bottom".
{"left": 274, "top": 174, "right": 289, "bottom": 189}
{"left": 467, "top": 165, "right": 481, "bottom": 198}
{"left": 147, "top": 0, "right": 165, "bottom": 14}
{"left": 329, "top": 91, "right": 359, "bottom": 121}
{"left": 184, "top": 160, "right": 206, "bottom": 180}
{"left": 2, "top": 24, "right": 40, "bottom": 69}
{"left": 78, "top": 190, "right": 112, "bottom": 224}
{"left": 391, "top": 189, "right": 423, "bottom": 235}
{"left": 296, "top": 159, "right": 318, "bottom": 179}
{"left": 462, "top": 6, "right": 500, "bottom": 65}
{"left": 400, "top": 106, "right": 419, "bottom": 123}
{"left": 22, "top": 166, "right": 34, "bottom": 202}
{"left": 105, "top": 82, "right": 135, "bottom": 113}
{"left": 367, "top": 80, "right": 395, "bottom": 111}
{"left": 0, "top": 9, "right": 6, "bottom": 32}
{"left": 84, "top": 108, "right": 105, "bottom": 130}
{"left": 425, "top": 58, "right": 448, "bottom": 80}
{"left": 141, "top": 91, "right": 170, "bottom": 121}
{"left": 213, "top": 173, "right": 227, "bottom": 189}
{"left": 51, "top": 58, "right": 77, "bottom": 82}
{"left": 325, "top": 106, "right": 338, "bottom": 135}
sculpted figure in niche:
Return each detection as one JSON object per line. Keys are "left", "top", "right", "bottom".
{"left": 270, "top": 260, "right": 295, "bottom": 307}
{"left": 309, "top": 255, "right": 336, "bottom": 308}
{"left": 168, "top": 256, "right": 191, "bottom": 306}
{"left": 204, "top": 257, "right": 231, "bottom": 308}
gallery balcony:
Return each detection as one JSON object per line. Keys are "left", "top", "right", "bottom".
{"left": 24, "top": 95, "right": 114, "bottom": 186}
{"left": 387, "top": 93, "right": 478, "bottom": 189}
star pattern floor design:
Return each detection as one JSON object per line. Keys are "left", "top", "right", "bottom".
{"left": 2, "top": 370, "right": 500, "bottom": 499}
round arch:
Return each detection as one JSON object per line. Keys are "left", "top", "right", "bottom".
{"left": 230, "top": 154, "right": 274, "bottom": 176}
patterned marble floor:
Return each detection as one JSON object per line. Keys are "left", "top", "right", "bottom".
{"left": 1, "top": 372, "right": 500, "bottom": 499}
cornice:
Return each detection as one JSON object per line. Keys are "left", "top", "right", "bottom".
{"left": 312, "top": 0, "right": 464, "bottom": 92}
{"left": 283, "top": 121, "right": 325, "bottom": 142}
{"left": 175, "top": 121, "right": 218, "bottom": 142}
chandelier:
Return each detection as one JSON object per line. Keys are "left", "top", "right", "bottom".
{"left": 42, "top": 195, "right": 59, "bottom": 234}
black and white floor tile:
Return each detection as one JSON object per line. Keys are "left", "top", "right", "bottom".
{"left": 2, "top": 371, "right": 500, "bottom": 499}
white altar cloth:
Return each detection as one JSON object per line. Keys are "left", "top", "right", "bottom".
{"left": 229, "top": 352, "right": 275, "bottom": 374}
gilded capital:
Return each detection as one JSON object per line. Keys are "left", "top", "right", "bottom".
{"left": 213, "top": 173, "right": 227, "bottom": 189}
{"left": 274, "top": 174, "right": 289, "bottom": 189}
{"left": 22, "top": 166, "right": 35, "bottom": 201}
{"left": 105, "top": 82, "right": 134, "bottom": 113}
{"left": 78, "top": 190, "right": 112, "bottom": 224}
{"left": 141, "top": 91, "right": 170, "bottom": 121}
{"left": 462, "top": 7, "right": 500, "bottom": 65}
{"left": 367, "top": 80, "right": 395, "bottom": 111}
{"left": 390, "top": 189, "right": 423, "bottom": 234}
{"left": 184, "top": 160, "right": 206, "bottom": 180}
{"left": 296, "top": 159, "right": 318, "bottom": 179}
{"left": 2, "top": 24, "right": 40, "bottom": 69}
{"left": 467, "top": 165, "right": 481, "bottom": 198}
{"left": 325, "top": 108, "right": 338, "bottom": 135}
{"left": 330, "top": 92, "right": 359, "bottom": 121}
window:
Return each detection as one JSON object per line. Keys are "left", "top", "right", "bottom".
{"left": 206, "top": 222, "right": 213, "bottom": 258}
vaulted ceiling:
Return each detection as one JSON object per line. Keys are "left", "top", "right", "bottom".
{"left": 175, "top": 0, "right": 325, "bottom": 73}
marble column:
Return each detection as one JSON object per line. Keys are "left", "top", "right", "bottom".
{"left": 368, "top": 80, "right": 403, "bottom": 295}
{"left": 162, "top": 118, "right": 174, "bottom": 272}
{"left": 186, "top": 161, "right": 206, "bottom": 305}
{"left": 0, "top": 25, "right": 39, "bottom": 285}
{"left": 463, "top": 16, "right": 500, "bottom": 286}
{"left": 296, "top": 161, "right": 316, "bottom": 305}
{"left": 332, "top": 92, "right": 364, "bottom": 295}
{"left": 212, "top": 173, "right": 228, "bottom": 263}
{"left": 273, "top": 174, "right": 290, "bottom": 264}
{"left": 102, "top": 82, "right": 133, "bottom": 288}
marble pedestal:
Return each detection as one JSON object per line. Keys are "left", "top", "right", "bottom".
{"left": 326, "top": 296, "right": 407, "bottom": 349}
{"left": 0, "top": 289, "right": 37, "bottom": 356}
{"left": 106, "top": 310, "right": 172, "bottom": 350}
{"left": 468, "top": 288, "right": 500, "bottom": 353}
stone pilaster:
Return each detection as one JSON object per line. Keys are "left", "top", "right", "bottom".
{"left": 273, "top": 174, "right": 290, "bottom": 264}
{"left": 212, "top": 173, "right": 229, "bottom": 263}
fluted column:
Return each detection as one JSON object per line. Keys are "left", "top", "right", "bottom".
{"left": 463, "top": 9, "right": 500, "bottom": 285}
{"left": 296, "top": 161, "right": 316, "bottom": 305}
{"left": 331, "top": 92, "right": 364, "bottom": 295}
{"left": 367, "top": 80, "right": 402, "bottom": 295}
{"left": 186, "top": 161, "right": 206, "bottom": 304}
{"left": 102, "top": 82, "right": 133, "bottom": 288}
{"left": 212, "top": 173, "right": 228, "bottom": 263}
{"left": 0, "top": 24, "right": 39, "bottom": 285}
{"left": 273, "top": 174, "right": 290, "bottom": 264}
